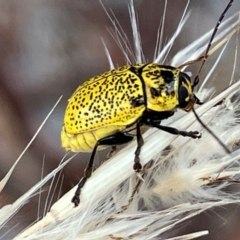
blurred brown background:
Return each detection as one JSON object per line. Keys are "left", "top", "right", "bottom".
{"left": 0, "top": 0, "right": 240, "bottom": 239}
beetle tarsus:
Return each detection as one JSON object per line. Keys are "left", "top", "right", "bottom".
{"left": 72, "top": 176, "right": 87, "bottom": 207}
{"left": 72, "top": 194, "right": 80, "bottom": 207}
{"left": 133, "top": 162, "right": 142, "bottom": 172}
{"left": 179, "top": 130, "right": 201, "bottom": 139}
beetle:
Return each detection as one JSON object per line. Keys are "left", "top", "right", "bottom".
{"left": 61, "top": 0, "right": 234, "bottom": 207}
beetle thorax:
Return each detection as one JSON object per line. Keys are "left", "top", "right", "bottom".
{"left": 142, "top": 65, "right": 181, "bottom": 112}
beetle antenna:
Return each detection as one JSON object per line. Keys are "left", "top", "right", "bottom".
{"left": 192, "top": 0, "right": 234, "bottom": 89}
{"left": 192, "top": 107, "right": 231, "bottom": 154}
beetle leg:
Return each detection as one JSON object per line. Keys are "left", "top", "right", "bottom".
{"left": 133, "top": 123, "right": 144, "bottom": 172}
{"left": 149, "top": 121, "right": 201, "bottom": 139}
{"left": 72, "top": 143, "right": 98, "bottom": 207}
{"left": 72, "top": 132, "right": 134, "bottom": 207}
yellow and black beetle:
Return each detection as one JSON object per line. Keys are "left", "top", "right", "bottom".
{"left": 61, "top": 0, "right": 234, "bottom": 207}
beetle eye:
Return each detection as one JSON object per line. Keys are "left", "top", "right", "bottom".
{"left": 178, "top": 86, "right": 189, "bottom": 108}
